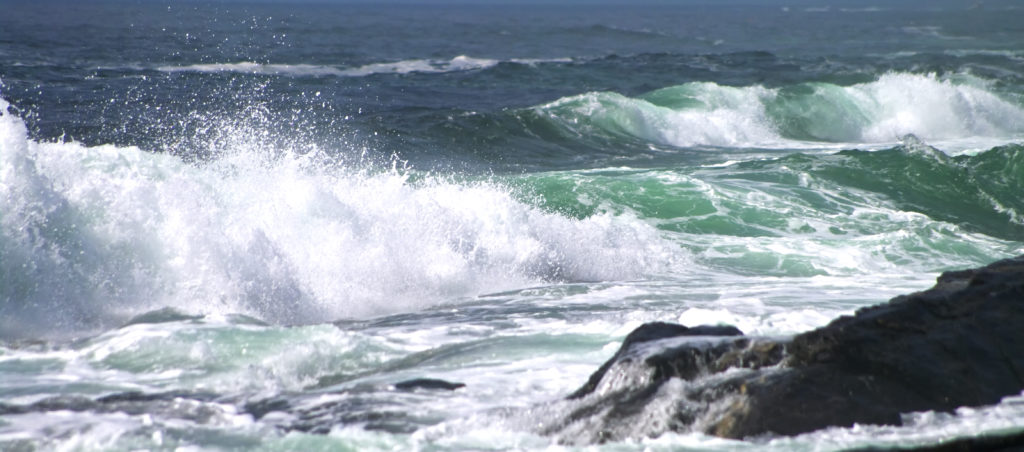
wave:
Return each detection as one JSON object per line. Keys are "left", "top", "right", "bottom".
{"left": 340, "top": 55, "right": 499, "bottom": 76}
{"left": 525, "top": 141, "right": 1024, "bottom": 240}
{"left": 535, "top": 83, "right": 784, "bottom": 149}
{"left": 531, "top": 73, "right": 1024, "bottom": 151}
{"left": 943, "top": 49, "right": 1024, "bottom": 62}
{"left": 515, "top": 141, "right": 1024, "bottom": 277}
{"left": 157, "top": 62, "right": 349, "bottom": 77}
{"left": 157, "top": 56, "right": 572, "bottom": 78}
{"left": 0, "top": 96, "right": 681, "bottom": 340}
{"left": 902, "top": 25, "right": 970, "bottom": 41}
{"left": 791, "top": 141, "right": 1024, "bottom": 241}
{"left": 839, "top": 7, "right": 886, "bottom": 13}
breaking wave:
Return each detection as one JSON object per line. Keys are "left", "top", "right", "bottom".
{"left": 533, "top": 73, "right": 1024, "bottom": 150}
{"left": 0, "top": 96, "right": 681, "bottom": 340}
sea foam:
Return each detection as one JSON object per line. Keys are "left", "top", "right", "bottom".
{"left": 157, "top": 56, "right": 570, "bottom": 78}
{"left": 535, "top": 73, "right": 1024, "bottom": 151}
{"left": 0, "top": 96, "right": 681, "bottom": 340}
{"left": 157, "top": 62, "right": 349, "bottom": 77}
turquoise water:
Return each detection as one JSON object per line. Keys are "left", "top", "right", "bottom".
{"left": 2, "top": 1, "right": 1024, "bottom": 450}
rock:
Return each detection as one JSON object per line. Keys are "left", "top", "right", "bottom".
{"left": 393, "top": 378, "right": 465, "bottom": 391}
{"left": 567, "top": 322, "right": 743, "bottom": 399}
{"left": 553, "top": 255, "right": 1024, "bottom": 443}
{"left": 846, "top": 428, "right": 1024, "bottom": 452}
{"left": 242, "top": 379, "right": 467, "bottom": 435}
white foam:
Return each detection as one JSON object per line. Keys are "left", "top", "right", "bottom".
{"left": 156, "top": 55, "right": 570, "bottom": 78}
{"left": 157, "top": 62, "right": 348, "bottom": 77}
{"left": 839, "top": 7, "right": 885, "bottom": 12}
{"left": 0, "top": 96, "right": 684, "bottom": 339}
{"left": 338, "top": 55, "right": 498, "bottom": 76}
{"left": 851, "top": 73, "right": 1024, "bottom": 143}
{"left": 536, "top": 73, "right": 1024, "bottom": 152}
{"left": 538, "top": 86, "right": 789, "bottom": 149}
{"left": 763, "top": 392, "right": 1024, "bottom": 450}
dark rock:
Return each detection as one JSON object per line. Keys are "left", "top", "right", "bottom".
{"left": 276, "top": 388, "right": 453, "bottom": 434}
{"left": 96, "top": 390, "right": 219, "bottom": 404}
{"left": 554, "top": 255, "right": 1024, "bottom": 443}
{"left": 713, "top": 255, "right": 1024, "bottom": 438}
{"left": 0, "top": 391, "right": 226, "bottom": 425}
{"left": 846, "top": 427, "right": 1024, "bottom": 452}
{"left": 121, "top": 308, "right": 203, "bottom": 327}
{"left": 567, "top": 322, "right": 743, "bottom": 400}
{"left": 244, "top": 397, "right": 292, "bottom": 420}
{"left": 393, "top": 378, "right": 466, "bottom": 391}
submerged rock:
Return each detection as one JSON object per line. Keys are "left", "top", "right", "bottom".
{"left": 553, "top": 255, "right": 1024, "bottom": 442}
{"left": 393, "top": 378, "right": 466, "bottom": 391}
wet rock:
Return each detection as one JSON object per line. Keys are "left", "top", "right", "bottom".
{"left": 847, "top": 428, "right": 1024, "bottom": 452}
{"left": 274, "top": 388, "right": 455, "bottom": 434}
{"left": 0, "top": 391, "right": 226, "bottom": 425}
{"left": 393, "top": 378, "right": 466, "bottom": 391}
{"left": 244, "top": 397, "right": 292, "bottom": 420}
{"left": 241, "top": 379, "right": 465, "bottom": 435}
{"left": 712, "top": 254, "right": 1024, "bottom": 438}
{"left": 567, "top": 322, "right": 744, "bottom": 400}
{"left": 557, "top": 255, "right": 1024, "bottom": 442}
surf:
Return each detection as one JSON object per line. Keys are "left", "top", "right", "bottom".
{"left": 0, "top": 95, "right": 683, "bottom": 340}
{"left": 531, "top": 72, "right": 1024, "bottom": 151}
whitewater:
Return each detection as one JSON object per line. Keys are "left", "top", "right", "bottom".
{"left": 2, "top": 1, "right": 1024, "bottom": 450}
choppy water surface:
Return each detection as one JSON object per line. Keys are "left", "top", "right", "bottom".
{"left": 2, "top": 1, "right": 1024, "bottom": 450}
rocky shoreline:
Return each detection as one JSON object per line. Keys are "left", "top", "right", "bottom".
{"left": 547, "top": 255, "right": 1024, "bottom": 444}
{"left": 3, "top": 257, "right": 1023, "bottom": 448}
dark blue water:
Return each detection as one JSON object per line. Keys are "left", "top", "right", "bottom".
{"left": 5, "top": 1, "right": 1024, "bottom": 169}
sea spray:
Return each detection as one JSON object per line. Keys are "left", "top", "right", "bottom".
{"left": 0, "top": 96, "right": 685, "bottom": 340}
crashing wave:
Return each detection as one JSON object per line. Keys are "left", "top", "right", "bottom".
{"left": 533, "top": 73, "right": 1024, "bottom": 151}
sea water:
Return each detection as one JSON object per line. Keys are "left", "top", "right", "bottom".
{"left": 2, "top": 1, "right": 1024, "bottom": 450}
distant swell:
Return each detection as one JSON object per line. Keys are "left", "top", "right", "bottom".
{"left": 157, "top": 55, "right": 571, "bottom": 77}
{"left": 0, "top": 96, "right": 681, "bottom": 340}
{"left": 157, "top": 62, "right": 349, "bottom": 76}
{"left": 533, "top": 73, "right": 1024, "bottom": 150}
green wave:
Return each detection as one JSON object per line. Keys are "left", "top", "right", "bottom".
{"left": 510, "top": 143, "right": 1024, "bottom": 276}
{"left": 529, "top": 73, "right": 1024, "bottom": 149}
{"left": 518, "top": 143, "right": 1024, "bottom": 240}
{"left": 790, "top": 143, "right": 1024, "bottom": 241}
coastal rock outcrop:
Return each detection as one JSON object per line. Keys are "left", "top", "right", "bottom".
{"left": 549, "top": 255, "right": 1024, "bottom": 443}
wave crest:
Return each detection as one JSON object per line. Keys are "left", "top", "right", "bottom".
{"left": 0, "top": 97, "right": 682, "bottom": 340}
{"left": 157, "top": 55, "right": 571, "bottom": 78}
{"left": 532, "top": 73, "right": 1024, "bottom": 150}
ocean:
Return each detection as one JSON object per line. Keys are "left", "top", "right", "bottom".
{"left": 2, "top": 0, "right": 1024, "bottom": 449}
